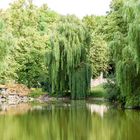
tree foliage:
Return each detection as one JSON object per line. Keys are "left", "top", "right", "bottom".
{"left": 108, "top": 0, "right": 140, "bottom": 107}
{"left": 47, "top": 16, "right": 91, "bottom": 99}
{"left": 89, "top": 36, "right": 109, "bottom": 77}
{"left": 0, "top": 0, "right": 59, "bottom": 87}
{"left": 83, "top": 15, "right": 109, "bottom": 77}
{"left": 0, "top": 15, "right": 15, "bottom": 82}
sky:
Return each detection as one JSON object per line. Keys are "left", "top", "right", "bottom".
{"left": 0, "top": 0, "right": 112, "bottom": 18}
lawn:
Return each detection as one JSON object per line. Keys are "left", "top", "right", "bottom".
{"left": 89, "top": 84, "right": 107, "bottom": 98}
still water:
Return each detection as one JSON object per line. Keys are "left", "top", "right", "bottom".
{"left": 0, "top": 100, "right": 140, "bottom": 140}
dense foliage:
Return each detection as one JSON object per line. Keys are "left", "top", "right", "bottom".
{"left": 83, "top": 16, "right": 109, "bottom": 77}
{"left": 0, "top": 0, "right": 94, "bottom": 99}
{"left": 117, "top": 0, "right": 140, "bottom": 107}
{"left": 1, "top": 0, "right": 140, "bottom": 105}
{"left": 47, "top": 16, "right": 91, "bottom": 99}
{"left": 0, "top": 0, "right": 59, "bottom": 87}
{"left": 0, "top": 16, "right": 14, "bottom": 83}
{"left": 105, "top": 0, "right": 140, "bottom": 108}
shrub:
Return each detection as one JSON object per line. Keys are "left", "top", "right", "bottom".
{"left": 29, "top": 88, "right": 47, "bottom": 98}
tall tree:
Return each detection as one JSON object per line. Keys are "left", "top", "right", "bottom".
{"left": 38, "top": 4, "right": 60, "bottom": 34}
{"left": 0, "top": 16, "right": 14, "bottom": 83}
{"left": 109, "top": 0, "right": 140, "bottom": 107}
{"left": 83, "top": 15, "right": 109, "bottom": 77}
{"left": 5, "top": 0, "right": 50, "bottom": 87}
{"left": 47, "top": 16, "right": 91, "bottom": 99}
{"left": 89, "top": 36, "right": 109, "bottom": 78}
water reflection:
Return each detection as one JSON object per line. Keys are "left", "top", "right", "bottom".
{"left": 87, "top": 104, "right": 108, "bottom": 117}
{"left": 0, "top": 103, "right": 31, "bottom": 115}
{"left": 0, "top": 101, "right": 139, "bottom": 140}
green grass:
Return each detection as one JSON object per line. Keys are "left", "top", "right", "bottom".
{"left": 28, "top": 86, "right": 107, "bottom": 99}
{"left": 28, "top": 88, "right": 47, "bottom": 98}
{"left": 89, "top": 84, "right": 107, "bottom": 98}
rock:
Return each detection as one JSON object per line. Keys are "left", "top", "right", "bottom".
{"left": 28, "top": 97, "right": 34, "bottom": 102}
{"left": 0, "top": 95, "right": 7, "bottom": 103}
{"left": 7, "top": 95, "right": 19, "bottom": 105}
{"left": 0, "top": 94, "right": 31, "bottom": 105}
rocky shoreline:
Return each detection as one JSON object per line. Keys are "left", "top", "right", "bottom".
{"left": 0, "top": 84, "right": 34, "bottom": 105}
{"left": 0, "top": 93, "right": 67, "bottom": 106}
{"left": 0, "top": 94, "right": 34, "bottom": 105}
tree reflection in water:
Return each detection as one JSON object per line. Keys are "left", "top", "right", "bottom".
{"left": 0, "top": 101, "right": 139, "bottom": 140}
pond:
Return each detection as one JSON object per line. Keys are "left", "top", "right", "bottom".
{"left": 0, "top": 100, "right": 140, "bottom": 140}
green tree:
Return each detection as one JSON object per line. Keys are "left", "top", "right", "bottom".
{"left": 108, "top": 0, "right": 140, "bottom": 107}
{"left": 83, "top": 15, "right": 109, "bottom": 77}
{"left": 116, "top": 0, "right": 140, "bottom": 107}
{"left": 47, "top": 16, "right": 91, "bottom": 99}
{"left": 38, "top": 4, "right": 60, "bottom": 34}
{"left": 5, "top": 0, "right": 50, "bottom": 87}
{"left": 89, "top": 36, "right": 109, "bottom": 77}
{"left": 0, "top": 16, "right": 15, "bottom": 83}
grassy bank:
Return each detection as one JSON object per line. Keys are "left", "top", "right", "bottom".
{"left": 89, "top": 84, "right": 107, "bottom": 98}
{"left": 28, "top": 88, "right": 47, "bottom": 98}
{"left": 28, "top": 85, "right": 107, "bottom": 99}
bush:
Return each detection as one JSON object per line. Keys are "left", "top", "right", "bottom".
{"left": 104, "top": 78, "right": 121, "bottom": 102}
{"left": 125, "top": 95, "right": 140, "bottom": 109}
{"left": 29, "top": 88, "right": 47, "bottom": 98}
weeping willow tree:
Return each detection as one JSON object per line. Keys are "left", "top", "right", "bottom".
{"left": 47, "top": 16, "right": 91, "bottom": 99}
{"left": 111, "top": 0, "right": 140, "bottom": 107}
